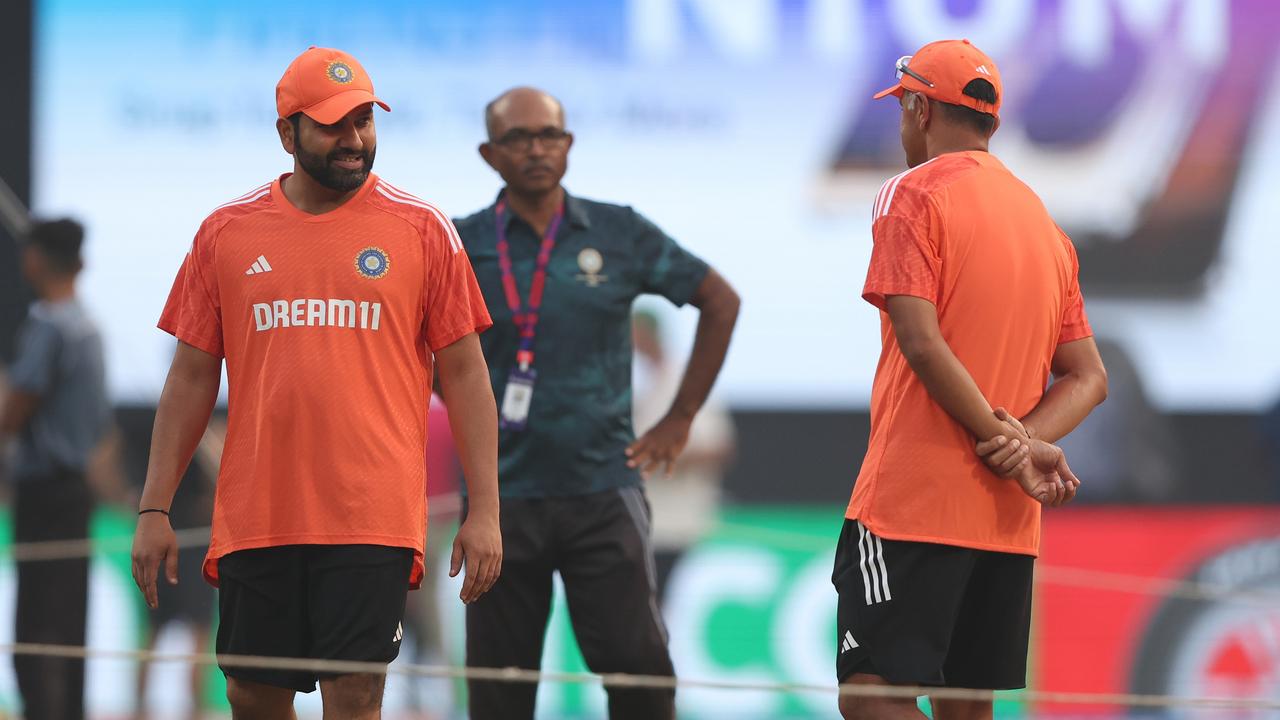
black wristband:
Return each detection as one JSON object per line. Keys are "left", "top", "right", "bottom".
{"left": 138, "top": 508, "right": 169, "bottom": 517}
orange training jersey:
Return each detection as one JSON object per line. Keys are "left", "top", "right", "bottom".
{"left": 159, "top": 173, "right": 492, "bottom": 587}
{"left": 847, "top": 151, "right": 1091, "bottom": 556}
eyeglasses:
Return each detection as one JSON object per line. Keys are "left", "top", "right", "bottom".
{"left": 492, "top": 127, "right": 571, "bottom": 152}
{"left": 895, "top": 55, "right": 935, "bottom": 89}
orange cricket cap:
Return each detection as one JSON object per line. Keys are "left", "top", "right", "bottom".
{"left": 872, "top": 39, "right": 1001, "bottom": 118}
{"left": 276, "top": 47, "right": 390, "bottom": 125}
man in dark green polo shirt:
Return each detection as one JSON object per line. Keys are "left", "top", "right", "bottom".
{"left": 454, "top": 86, "right": 740, "bottom": 720}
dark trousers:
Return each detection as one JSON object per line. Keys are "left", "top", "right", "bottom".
{"left": 13, "top": 471, "right": 92, "bottom": 720}
{"left": 465, "top": 487, "right": 675, "bottom": 720}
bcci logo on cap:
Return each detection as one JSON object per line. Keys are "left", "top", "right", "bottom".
{"left": 326, "top": 61, "right": 354, "bottom": 85}
{"left": 355, "top": 247, "right": 390, "bottom": 279}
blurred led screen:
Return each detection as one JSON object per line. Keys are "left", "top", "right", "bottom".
{"left": 34, "top": 0, "right": 1280, "bottom": 409}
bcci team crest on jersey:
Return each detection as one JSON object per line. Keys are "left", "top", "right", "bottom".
{"left": 327, "top": 61, "right": 354, "bottom": 84}
{"left": 356, "top": 247, "right": 390, "bottom": 279}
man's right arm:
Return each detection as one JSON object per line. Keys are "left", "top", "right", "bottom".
{"left": 1020, "top": 337, "right": 1108, "bottom": 442}
{"left": 978, "top": 337, "right": 1107, "bottom": 482}
{"left": 0, "top": 319, "right": 58, "bottom": 441}
{"left": 0, "top": 390, "right": 40, "bottom": 438}
{"left": 130, "top": 341, "right": 221, "bottom": 609}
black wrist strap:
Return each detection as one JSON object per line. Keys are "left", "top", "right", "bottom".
{"left": 138, "top": 508, "right": 169, "bottom": 517}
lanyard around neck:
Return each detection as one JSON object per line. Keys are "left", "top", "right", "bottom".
{"left": 494, "top": 199, "right": 565, "bottom": 371}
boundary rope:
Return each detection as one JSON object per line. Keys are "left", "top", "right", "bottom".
{"left": 2, "top": 643, "right": 1278, "bottom": 710}
{"left": 4, "top": 507, "right": 1278, "bottom": 607}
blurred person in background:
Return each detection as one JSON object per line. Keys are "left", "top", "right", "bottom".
{"left": 1, "top": 217, "right": 110, "bottom": 720}
{"left": 834, "top": 41, "right": 1107, "bottom": 720}
{"left": 455, "top": 87, "right": 740, "bottom": 720}
{"left": 631, "top": 309, "right": 735, "bottom": 599}
{"left": 130, "top": 46, "right": 500, "bottom": 719}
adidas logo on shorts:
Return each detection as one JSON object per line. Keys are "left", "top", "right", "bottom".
{"left": 393, "top": 622, "right": 403, "bottom": 643}
{"left": 840, "top": 630, "right": 859, "bottom": 653}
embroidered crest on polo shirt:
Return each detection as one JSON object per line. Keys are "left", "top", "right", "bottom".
{"left": 355, "top": 247, "right": 390, "bottom": 279}
{"left": 327, "top": 61, "right": 354, "bottom": 84}
{"left": 576, "top": 248, "right": 608, "bottom": 287}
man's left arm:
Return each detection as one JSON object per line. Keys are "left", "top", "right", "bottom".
{"left": 435, "top": 332, "right": 503, "bottom": 605}
{"left": 886, "top": 296, "right": 1020, "bottom": 441}
{"left": 627, "top": 268, "right": 740, "bottom": 476}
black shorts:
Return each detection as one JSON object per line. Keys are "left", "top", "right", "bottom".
{"left": 831, "top": 519, "right": 1033, "bottom": 690}
{"left": 216, "top": 544, "right": 413, "bottom": 693}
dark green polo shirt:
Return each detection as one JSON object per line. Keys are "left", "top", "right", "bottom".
{"left": 455, "top": 189, "right": 709, "bottom": 497}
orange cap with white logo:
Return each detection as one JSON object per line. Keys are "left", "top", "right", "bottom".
{"left": 276, "top": 47, "right": 390, "bottom": 125}
{"left": 873, "top": 39, "right": 1002, "bottom": 118}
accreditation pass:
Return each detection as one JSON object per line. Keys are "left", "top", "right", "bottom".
{"left": 500, "top": 367, "right": 536, "bottom": 430}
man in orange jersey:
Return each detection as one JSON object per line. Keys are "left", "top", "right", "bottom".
{"left": 832, "top": 40, "right": 1108, "bottom": 720}
{"left": 130, "top": 47, "right": 501, "bottom": 719}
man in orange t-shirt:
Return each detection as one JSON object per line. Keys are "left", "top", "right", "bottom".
{"left": 129, "top": 47, "right": 502, "bottom": 717}
{"left": 832, "top": 40, "right": 1109, "bottom": 720}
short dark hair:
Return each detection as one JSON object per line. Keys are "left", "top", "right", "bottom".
{"left": 289, "top": 111, "right": 303, "bottom": 135}
{"left": 26, "top": 218, "right": 85, "bottom": 274}
{"left": 936, "top": 79, "right": 998, "bottom": 135}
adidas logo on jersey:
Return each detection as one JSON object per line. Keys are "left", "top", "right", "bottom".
{"left": 244, "top": 255, "right": 273, "bottom": 275}
{"left": 252, "top": 298, "right": 383, "bottom": 332}
{"left": 840, "top": 630, "right": 859, "bottom": 654}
